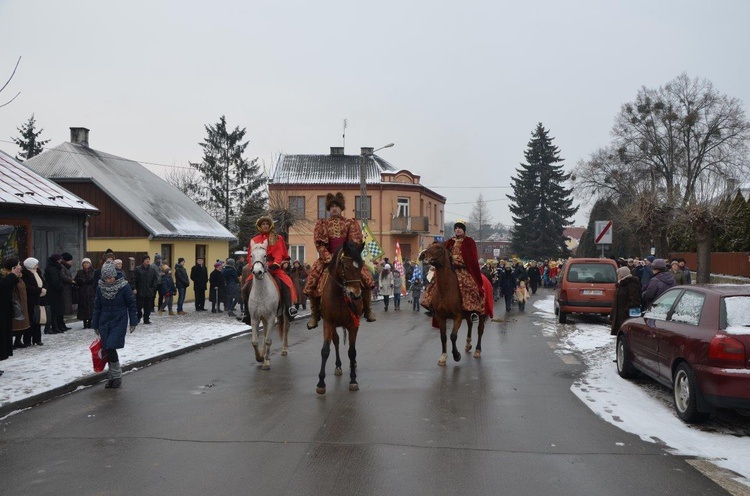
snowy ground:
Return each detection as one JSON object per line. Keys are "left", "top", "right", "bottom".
{"left": 0, "top": 301, "right": 253, "bottom": 413}
{"left": 532, "top": 296, "right": 750, "bottom": 487}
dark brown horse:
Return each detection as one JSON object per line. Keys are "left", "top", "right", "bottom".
{"left": 420, "top": 242, "right": 486, "bottom": 365}
{"left": 316, "top": 241, "right": 365, "bottom": 394}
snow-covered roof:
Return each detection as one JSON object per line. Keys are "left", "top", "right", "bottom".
{"left": 271, "top": 153, "right": 397, "bottom": 185}
{"left": 0, "top": 149, "right": 98, "bottom": 214}
{"left": 24, "top": 142, "right": 236, "bottom": 241}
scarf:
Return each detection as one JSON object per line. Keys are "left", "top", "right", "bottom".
{"left": 99, "top": 276, "right": 129, "bottom": 300}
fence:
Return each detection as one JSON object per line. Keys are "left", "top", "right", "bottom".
{"left": 668, "top": 252, "right": 750, "bottom": 278}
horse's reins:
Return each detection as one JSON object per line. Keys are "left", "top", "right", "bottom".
{"left": 334, "top": 254, "right": 363, "bottom": 301}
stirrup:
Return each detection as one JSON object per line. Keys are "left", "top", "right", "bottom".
{"left": 288, "top": 306, "right": 298, "bottom": 319}
{"left": 470, "top": 312, "right": 480, "bottom": 323}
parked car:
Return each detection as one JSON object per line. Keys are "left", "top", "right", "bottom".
{"left": 554, "top": 258, "right": 618, "bottom": 323}
{"left": 616, "top": 285, "right": 750, "bottom": 423}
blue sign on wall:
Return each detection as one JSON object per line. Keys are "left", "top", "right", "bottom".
{"left": 434, "top": 236, "right": 444, "bottom": 242}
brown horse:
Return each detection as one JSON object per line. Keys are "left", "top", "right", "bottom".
{"left": 420, "top": 242, "right": 486, "bottom": 365}
{"left": 316, "top": 241, "right": 365, "bottom": 394}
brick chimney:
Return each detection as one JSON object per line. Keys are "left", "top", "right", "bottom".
{"left": 70, "top": 127, "right": 90, "bottom": 147}
{"left": 360, "top": 147, "right": 374, "bottom": 156}
{"left": 330, "top": 146, "right": 344, "bottom": 156}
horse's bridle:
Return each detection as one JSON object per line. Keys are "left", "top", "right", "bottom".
{"left": 334, "top": 254, "right": 362, "bottom": 300}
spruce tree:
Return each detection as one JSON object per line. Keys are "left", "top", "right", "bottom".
{"left": 508, "top": 123, "right": 577, "bottom": 259}
{"left": 12, "top": 113, "right": 49, "bottom": 161}
{"left": 190, "top": 115, "right": 267, "bottom": 231}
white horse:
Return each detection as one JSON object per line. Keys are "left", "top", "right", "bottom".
{"left": 247, "top": 243, "right": 290, "bottom": 370}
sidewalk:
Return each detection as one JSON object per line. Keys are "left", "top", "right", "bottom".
{"left": 0, "top": 301, "right": 312, "bottom": 418}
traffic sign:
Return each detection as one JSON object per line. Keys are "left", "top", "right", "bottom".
{"left": 594, "top": 220, "right": 613, "bottom": 245}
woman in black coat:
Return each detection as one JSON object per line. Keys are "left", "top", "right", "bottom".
{"left": 610, "top": 266, "right": 643, "bottom": 336}
{"left": 209, "top": 262, "right": 226, "bottom": 313}
{"left": 44, "top": 254, "right": 66, "bottom": 334}
{"left": 1, "top": 258, "right": 23, "bottom": 367}
{"left": 75, "top": 258, "right": 96, "bottom": 328}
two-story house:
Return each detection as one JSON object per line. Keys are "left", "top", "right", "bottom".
{"left": 269, "top": 146, "right": 446, "bottom": 263}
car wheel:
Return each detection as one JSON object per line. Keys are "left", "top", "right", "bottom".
{"left": 616, "top": 335, "right": 637, "bottom": 379}
{"left": 673, "top": 362, "right": 710, "bottom": 423}
{"left": 557, "top": 309, "right": 567, "bottom": 324}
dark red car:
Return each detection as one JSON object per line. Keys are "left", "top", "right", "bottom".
{"left": 616, "top": 284, "right": 750, "bottom": 422}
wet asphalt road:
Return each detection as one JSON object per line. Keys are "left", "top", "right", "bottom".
{"left": 0, "top": 293, "right": 731, "bottom": 496}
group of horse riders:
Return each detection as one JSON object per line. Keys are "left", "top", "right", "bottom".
{"left": 243, "top": 192, "right": 488, "bottom": 327}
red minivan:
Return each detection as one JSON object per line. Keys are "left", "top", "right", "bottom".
{"left": 554, "top": 258, "right": 618, "bottom": 323}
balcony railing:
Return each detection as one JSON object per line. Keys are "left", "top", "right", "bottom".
{"left": 391, "top": 216, "right": 429, "bottom": 233}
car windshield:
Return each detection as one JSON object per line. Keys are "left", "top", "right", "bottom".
{"left": 723, "top": 296, "right": 750, "bottom": 334}
{"left": 567, "top": 263, "right": 616, "bottom": 283}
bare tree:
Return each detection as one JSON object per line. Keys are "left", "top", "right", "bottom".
{"left": 470, "top": 193, "right": 493, "bottom": 242}
{"left": 574, "top": 74, "right": 750, "bottom": 280}
{"left": 164, "top": 166, "right": 202, "bottom": 201}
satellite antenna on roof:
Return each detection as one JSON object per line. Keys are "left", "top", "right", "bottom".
{"left": 342, "top": 118, "right": 347, "bottom": 151}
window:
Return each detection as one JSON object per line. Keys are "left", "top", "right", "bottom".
{"left": 566, "top": 263, "right": 617, "bottom": 283}
{"left": 160, "top": 244, "right": 173, "bottom": 268}
{"left": 397, "top": 197, "right": 410, "bottom": 218}
{"left": 670, "top": 291, "right": 705, "bottom": 326}
{"left": 645, "top": 289, "right": 681, "bottom": 320}
{"left": 317, "top": 196, "right": 331, "bottom": 219}
{"left": 355, "top": 196, "right": 372, "bottom": 219}
{"left": 433, "top": 204, "right": 437, "bottom": 225}
{"left": 290, "top": 245, "right": 306, "bottom": 264}
{"left": 195, "top": 244, "right": 207, "bottom": 262}
{"left": 289, "top": 196, "right": 305, "bottom": 218}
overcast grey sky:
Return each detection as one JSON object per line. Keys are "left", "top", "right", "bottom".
{"left": 2, "top": 0, "right": 749, "bottom": 228}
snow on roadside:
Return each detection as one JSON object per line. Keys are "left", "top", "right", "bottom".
{"left": 0, "top": 302, "right": 249, "bottom": 413}
{"left": 532, "top": 295, "right": 750, "bottom": 486}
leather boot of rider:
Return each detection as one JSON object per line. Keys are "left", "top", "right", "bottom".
{"left": 277, "top": 278, "right": 297, "bottom": 319}
{"left": 363, "top": 287, "right": 376, "bottom": 322}
{"left": 307, "top": 296, "right": 321, "bottom": 329}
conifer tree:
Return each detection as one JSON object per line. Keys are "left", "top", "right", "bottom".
{"left": 12, "top": 113, "right": 49, "bottom": 160}
{"left": 508, "top": 123, "right": 577, "bottom": 259}
{"left": 190, "top": 115, "right": 267, "bottom": 231}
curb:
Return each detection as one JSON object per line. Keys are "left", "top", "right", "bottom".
{"left": 0, "top": 310, "right": 313, "bottom": 418}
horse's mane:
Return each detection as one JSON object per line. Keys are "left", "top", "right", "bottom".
{"left": 328, "top": 241, "right": 364, "bottom": 275}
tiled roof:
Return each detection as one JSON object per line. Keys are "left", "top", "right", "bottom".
{"left": 564, "top": 227, "right": 587, "bottom": 240}
{"left": 24, "top": 142, "right": 236, "bottom": 241}
{"left": 271, "top": 153, "right": 397, "bottom": 185}
{"left": 0, "top": 149, "right": 99, "bottom": 214}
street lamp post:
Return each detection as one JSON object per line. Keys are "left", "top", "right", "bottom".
{"left": 359, "top": 143, "right": 394, "bottom": 219}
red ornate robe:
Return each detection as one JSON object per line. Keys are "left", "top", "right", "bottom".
{"left": 421, "top": 235, "right": 485, "bottom": 314}
{"left": 247, "top": 232, "right": 296, "bottom": 300}
{"left": 303, "top": 216, "right": 374, "bottom": 297}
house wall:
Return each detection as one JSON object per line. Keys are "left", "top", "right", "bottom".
{"left": 89, "top": 239, "right": 231, "bottom": 268}
{"left": 58, "top": 181, "right": 149, "bottom": 238}
{"left": 0, "top": 209, "right": 88, "bottom": 266}
{"left": 271, "top": 182, "right": 445, "bottom": 266}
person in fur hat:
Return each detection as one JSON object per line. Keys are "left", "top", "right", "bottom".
{"left": 303, "top": 192, "right": 376, "bottom": 329}
{"left": 421, "top": 220, "right": 485, "bottom": 322}
{"left": 244, "top": 215, "right": 298, "bottom": 320}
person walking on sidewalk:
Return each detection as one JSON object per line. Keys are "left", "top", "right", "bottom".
{"left": 92, "top": 262, "right": 137, "bottom": 389}
{"left": 379, "top": 264, "right": 394, "bottom": 311}
{"left": 392, "top": 269, "right": 403, "bottom": 311}
{"left": 190, "top": 257, "right": 208, "bottom": 312}
{"left": 175, "top": 258, "right": 190, "bottom": 315}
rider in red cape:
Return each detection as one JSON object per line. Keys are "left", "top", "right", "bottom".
{"left": 304, "top": 192, "right": 376, "bottom": 329}
{"left": 246, "top": 216, "right": 298, "bottom": 319}
{"left": 422, "top": 220, "right": 485, "bottom": 322}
